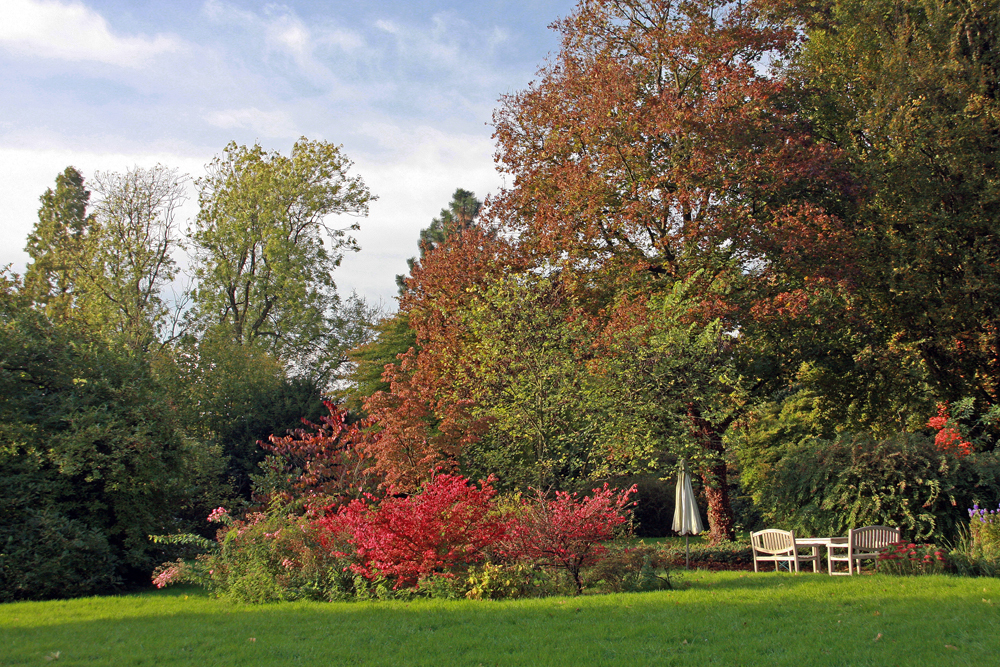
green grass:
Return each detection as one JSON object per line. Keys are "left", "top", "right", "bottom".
{"left": 2, "top": 572, "right": 998, "bottom": 666}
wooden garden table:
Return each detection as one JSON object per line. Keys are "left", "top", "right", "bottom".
{"left": 794, "top": 536, "right": 848, "bottom": 573}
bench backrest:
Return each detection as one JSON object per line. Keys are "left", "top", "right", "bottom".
{"left": 751, "top": 529, "right": 794, "bottom": 554}
{"left": 850, "top": 525, "right": 900, "bottom": 550}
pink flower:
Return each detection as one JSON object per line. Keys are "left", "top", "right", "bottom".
{"left": 207, "top": 507, "right": 229, "bottom": 523}
{"left": 152, "top": 565, "right": 181, "bottom": 589}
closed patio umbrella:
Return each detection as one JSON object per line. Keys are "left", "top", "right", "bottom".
{"left": 672, "top": 459, "right": 704, "bottom": 569}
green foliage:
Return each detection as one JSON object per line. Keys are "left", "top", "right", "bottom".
{"left": 949, "top": 502, "right": 1000, "bottom": 576}
{"left": 656, "top": 538, "right": 754, "bottom": 569}
{"left": 83, "top": 165, "right": 186, "bottom": 350}
{"left": 172, "top": 504, "right": 356, "bottom": 604}
{"left": 190, "top": 139, "right": 375, "bottom": 384}
{"left": 23, "top": 166, "right": 94, "bottom": 322}
{"left": 738, "top": 430, "right": 1000, "bottom": 541}
{"left": 790, "top": 0, "right": 1000, "bottom": 404}
{"left": 461, "top": 562, "right": 561, "bottom": 600}
{"left": 0, "top": 278, "right": 221, "bottom": 596}
{"left": 581, "top": 544, "right": 673, "bottom": 593}
{"left": 461, "top": 274, "right": 609, "bottom": 490}
{"left": 0, "top": 508, "right": 118, "bottom": 602}
{"left": 154, "top": 334, "right": 325, "bottom": 498}
{"left": 341, "top": 312, "right": 417, "bottom": 415}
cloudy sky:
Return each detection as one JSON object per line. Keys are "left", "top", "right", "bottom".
{"left": 1, "top": 0, "right": 577, "bottom": 307}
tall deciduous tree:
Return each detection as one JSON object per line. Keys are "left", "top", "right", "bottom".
{"left": 488, "top": 0, "right": 855, "bottom": 540}
{"left": 190, "top": 139, "right": 375, "bottom": 384}
{"left": 783, "top": 0, "right": 1000, "bottom": 406}
{"left": 84, "top": 165, "right": 186, "bottom": 350}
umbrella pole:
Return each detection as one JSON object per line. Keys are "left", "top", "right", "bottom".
{"left": 685, "top": 535, "right": 690, "bottom": 569}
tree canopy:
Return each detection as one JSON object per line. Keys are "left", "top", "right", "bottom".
{"left": 190, "top": 139, "right": 375, "bottom": 383}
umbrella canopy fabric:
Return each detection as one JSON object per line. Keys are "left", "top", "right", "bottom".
{"left": 672, "top": 459, "right": 704, "bottom": 536}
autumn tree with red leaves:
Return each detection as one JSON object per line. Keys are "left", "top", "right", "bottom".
{"left": 485, "top": 0, "right": 858, "bottom": 541}
{"left": 256, "top": 401, "right": 378, "bottom": 504}
{"left": 360, "top": 217, "right": 522, "bottom": 492}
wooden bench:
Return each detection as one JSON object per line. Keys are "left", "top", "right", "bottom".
{"left": 827, "top": 525, "right": 900, "bottom": 575}
{"left": 751, "top": 529, "right": 821, "bottom": 573}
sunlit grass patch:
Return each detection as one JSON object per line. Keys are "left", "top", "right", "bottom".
{"left": 1, "top": 574, "right": 997, "bottom": 666}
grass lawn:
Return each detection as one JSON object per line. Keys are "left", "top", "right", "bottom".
{"left": 1, "top": 571, "right": 997, "bottom": 666}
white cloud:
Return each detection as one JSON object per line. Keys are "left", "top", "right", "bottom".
{"left": 202, "top": 0, "right": 365, "bottom": 86}
{"left": 204, "top": 107, "right": 299, "bottom": 139}
{"left": 339, "top": 124, "right": 503, "bottom": 304}
{"left": 0, "top": 0, "right": 183, "bottom": 67}
{"left": 375, "top": 20, "right": 400, "bottom": 35}
{"left": 0, "top": 147, "right": 207, "bottom": 277}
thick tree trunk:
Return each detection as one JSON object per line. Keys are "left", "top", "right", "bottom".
{"left": 687, "top": 404, "right": 736, "bottom": 544}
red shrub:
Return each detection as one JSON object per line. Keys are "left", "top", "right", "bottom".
{"left": 258, "top": 401, "right": 378, "bottom": 503}
{"left": 502, "top": 484, "right": 636, "bottom": 594}
{"left": 314, "top": 473, "right": 508, "bottom": 588}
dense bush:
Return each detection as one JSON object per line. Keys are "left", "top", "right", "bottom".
{"left": 154, "top": 334, "right": 328, "bottom": 499}
{"left": 315, "top": 474, "right": 508, "bottom": 588}
{"left": 657, "top": 539, "right": 753, "bottom": 570}
{"left": 739, "top": 430, "right": 1000, "bottom": 541}
{"left": 0, "top": 289, "right": 223, "bottom": 599}
{"left": 582, "top": 543, "right": 672, "bottom": 592}
{"left": 0, "top": 508, "right": 118, "bottom": 601}
{"left": 153, "top": 503, "right": 356, "bottom": 603}
{"left": 153, "top": 475, "right": 643, "bottom": 600}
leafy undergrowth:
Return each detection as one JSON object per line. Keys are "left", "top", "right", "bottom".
{"left": 2, "top": 573, "right": 998, "bottom": 666}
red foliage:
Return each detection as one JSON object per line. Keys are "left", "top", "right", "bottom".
{"left": 258, "top": 401, "right": 378, "bottom": 502}
{"left": 502, "top": 484, "right": 636, "bottom": 594}
{"left": 925, "top": 404, "right": 972, "bottom": 458}
{"left": 360, "top": 224, "right": 519, "bottom": 492}
{"left": 314, "top": 473, "right": 509, "bottom": 588}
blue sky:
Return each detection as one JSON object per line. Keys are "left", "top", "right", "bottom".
{"left": 1, "top": 0, "right": 577, "bottom": 306}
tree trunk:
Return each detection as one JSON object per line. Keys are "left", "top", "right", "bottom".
{"left": 687, "top": 404, "right": 736, "bottom": 544}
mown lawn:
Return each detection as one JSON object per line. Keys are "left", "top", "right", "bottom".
{"left": 1, "top": 571, "right": 997, "bottom": 666}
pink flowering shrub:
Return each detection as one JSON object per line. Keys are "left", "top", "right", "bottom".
{"left": 151, "top": 503, "right": 353, "bottom": 602}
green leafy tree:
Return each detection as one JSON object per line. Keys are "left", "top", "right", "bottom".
{"left": 784, "top": 0, "right": 1000, "bottom": 405}
{"left": 341, "top": 312, "right": 417, "bottom": 415}
{"left": 190, "top": 139, "right": 375, "bottom": 384}
{"left": 23, "top": 167, "right": 95, "bottom": 322}
{"left": 153, "top": 333, "right": 327, "bottom": 498}
{"left": 0, "top": 269, "right": 223, "bottom": 599}
{"left": 460, "top": 274, "right": 611, "bottom": 490}
{"left": 599, "top": 274, "right": 754, "bottom": 542}
{"left": 82, "top": 165, "right": 187, "bottom": 350}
